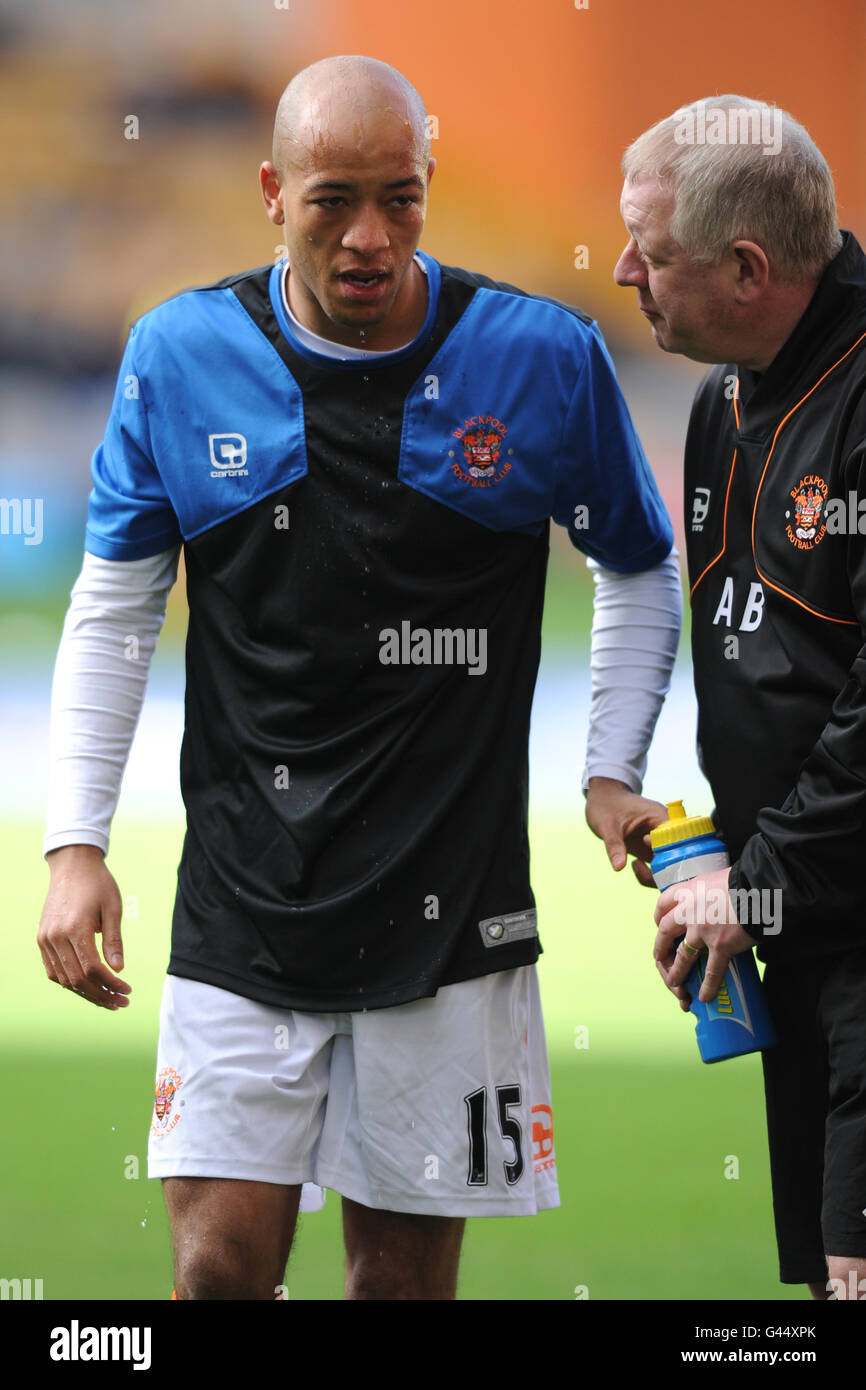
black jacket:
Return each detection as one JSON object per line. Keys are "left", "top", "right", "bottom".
{"left": 685, "top": 231, "right": 866, "bottom": 961}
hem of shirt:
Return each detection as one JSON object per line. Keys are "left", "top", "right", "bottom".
{"left": 821, "top": 1232, "right": 866, "bottom": 1259}
{"left": 43, "top": 830, "right": 108, "bottom": 857}
{"left": 85, "top": 529, "right": 182, "bottom": 562}
{"left": 582, "top": 764, "right": 642, "bottom": 794}
{"left": 580, "top": 531, "right": 674, "bottom": 575}
{"left": 315, "top": 1164, "right": 560, "bottom": 1217}
{"left": 147, "top": 1157, "right": 311, "bottom": 1185}
{"left": 777, "top": 1257, "right": 830, "bottom": 1285}
{"left": 166, "top": 944, "right": 541, "bottom": 1013}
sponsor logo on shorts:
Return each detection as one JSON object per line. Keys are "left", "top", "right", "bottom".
{"left": 150, "top": 1065, "right": 182, "bottom": 1138}
{"left": 478, "top": 908, "right": 537, "bottom": 948}
{"left": 448, "top": 414, "right": 513, "bottom": 488}
{"left": 531, "top": 1103, "right": 556, "bottom": 1174}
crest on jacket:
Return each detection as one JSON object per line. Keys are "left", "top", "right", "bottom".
{"left": 786, "top": 474, "right": 828, "bottom": 549}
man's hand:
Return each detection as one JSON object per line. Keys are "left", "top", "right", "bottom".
{"left": 653, "top": 866, "right": 757, "bottom": 1008}
{"left": 585, "top": 777, "right": 670, "bottom": 887}
{"left": 38, "top": 845, "right": 131, "bottom": 1010}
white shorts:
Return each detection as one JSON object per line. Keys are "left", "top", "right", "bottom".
{"left": 147, "top": 964, "right": 559, "bottom": 1217}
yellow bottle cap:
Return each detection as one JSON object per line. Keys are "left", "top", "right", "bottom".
{"left": 649, "top": 800, "right": 716, "bottom": 849}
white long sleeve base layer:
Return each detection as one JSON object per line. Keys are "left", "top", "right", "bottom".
{"left": 42, "top": 546, "right": 682, "bottom": 855}
{"left": 581, "top": 548, "right": 682, "bottom": 792}
{"left": 43, "top": 548, "right": 180, "bottom": 855}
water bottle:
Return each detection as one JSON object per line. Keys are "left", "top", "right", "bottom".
{"left": 649, "top": 800, "right": 776, "bottom": 1062}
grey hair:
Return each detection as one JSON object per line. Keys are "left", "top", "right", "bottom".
{"left": 622, "top": 95, "right": 842, "bottom": 281}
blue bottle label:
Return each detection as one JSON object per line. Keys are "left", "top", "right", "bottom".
{"left": 692, "top": 955, "right": 755, "bottom": 1035}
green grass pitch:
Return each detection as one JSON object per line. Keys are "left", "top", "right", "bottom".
{"left": 1, "top": 813, "right": 798, "bottom": 1301}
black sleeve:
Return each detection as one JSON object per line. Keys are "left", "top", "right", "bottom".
{"left": 729, "top": 429, "right": 866, "bottom": 944}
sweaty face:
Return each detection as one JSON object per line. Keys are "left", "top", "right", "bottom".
{"left": 613, "top": 178, "right": 735, "bottom": 362}
{"left": 277, "top": 103, "right": 431, "bottom": 346}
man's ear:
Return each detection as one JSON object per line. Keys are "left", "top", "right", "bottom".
{"left": 260, "top": 161, "right": 285, "bottom": 226}
{"left": 732, "top": 241, "right": 769, "bottom": 301}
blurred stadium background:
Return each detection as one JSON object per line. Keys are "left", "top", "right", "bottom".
{"left": 2, "top": 0, "right": 865, "bottom": 1300}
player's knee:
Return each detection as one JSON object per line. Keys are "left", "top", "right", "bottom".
{"left": 345, "top": 1249, "right": 457, "bottom": 1301}
{"left": 175, "top": 1237, "right": 281, "bottom": 1301}
{"left": 345, "top": 1260, "right": 423, "bottom": 1300}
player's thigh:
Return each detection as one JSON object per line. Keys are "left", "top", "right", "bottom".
{"left": 164, "top": 1177, "right": 302, "bottom": 1286}
{"left": 341, "top": 1198, "right": 465, "bottom": 1299}
{"left": 148, "top": 975, "right": 338, "bottom": 1293}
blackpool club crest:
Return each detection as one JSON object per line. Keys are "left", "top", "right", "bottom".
{"left": 786, "top": 473, "right": 828, "bottom": 549}
{"left": 449, "top": 414, "right": 513, "bottom": 488}
{"left": 150, "top": 1065, "right": 182, "bottom": 1138}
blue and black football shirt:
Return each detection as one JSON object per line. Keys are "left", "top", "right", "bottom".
{"left": 85, "top": 250, "right": 673, "bottom": 1011}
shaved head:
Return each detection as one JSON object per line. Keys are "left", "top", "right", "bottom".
{"left": 272, "top": 55, "right": 430, "bottom": 178}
